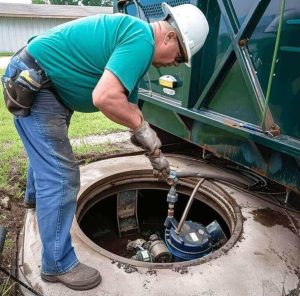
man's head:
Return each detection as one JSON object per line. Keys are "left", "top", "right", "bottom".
{"left": 152, "top": 3, "right": 209, "bottom": 68}
{"left": 151, "top": 21, "right": 185, "bottom": 68}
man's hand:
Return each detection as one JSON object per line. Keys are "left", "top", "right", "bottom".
{"left": 148, "top": 150, "right": 170, "bottom": 178}
{"left": 131, "top": 120, "right": 170, "bottom": 177}
{"left": 131, "top": 120, "right": 161, "bottom": 154}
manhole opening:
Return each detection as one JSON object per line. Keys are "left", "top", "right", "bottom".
{"left": 79, "top": 186, "right": 231, "bottom": 263}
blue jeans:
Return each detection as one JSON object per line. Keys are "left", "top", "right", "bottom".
{"left": 5, "top": 55, "right": 80, "bottom": 274}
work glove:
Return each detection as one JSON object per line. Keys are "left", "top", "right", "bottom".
{"left": 148, "top": 150, "right": 170, "bottom": 179}
{"left": 131, "top": 120, "right": 161, "bottom": 154}
{"left": 131, "top": 120, "right": 170, "bottom": 177}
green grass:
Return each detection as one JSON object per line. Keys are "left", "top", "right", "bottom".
{"left": 69, "top": 111, "right": 125, "bottom": 138}
{"left": 0, "top": 276, "right": 16, "bottom": 296}
{"left": 0, "top": 69, "right": 25, "bottom": 195}
{"left": 0, "top": 68, "right": 126, "bottom": 198}
{"left": 0, "top": 52, "right": 13, "bottom": 57}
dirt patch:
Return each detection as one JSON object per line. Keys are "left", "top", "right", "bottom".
{"left": 111, "top": 260, "right": 139, "bottom": 274}
{"left": 0, "top": 197, "right": 25, "bottom": 295}
{"left": 146, "top": 269, "right": 157, "bottom": 276}
{"left": 172, "top": 266, "right": 189, "bottom": 274}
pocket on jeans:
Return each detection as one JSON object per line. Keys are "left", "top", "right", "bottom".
{"left": 3, "top": 79, "right": 37, "bottom": 117}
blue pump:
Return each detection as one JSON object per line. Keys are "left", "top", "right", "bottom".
{"left": 164, "top": 171, "right": 227, "bottom": 261}
{"left": 164, "top": 217, "right": 227, "bottom": 261}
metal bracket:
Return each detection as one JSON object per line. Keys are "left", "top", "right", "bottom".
{"left": 266, "top": 123, "right": 281, "bottom": 137}
{"left": 117, "top": 190, "right": 140, "bottom": 237}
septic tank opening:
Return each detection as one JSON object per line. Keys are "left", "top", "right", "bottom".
{"left": 80, "top": 189, "right": 230, "bottom": 258}
{"left": 77, "top": 166, "right": 242, "bottom": 267}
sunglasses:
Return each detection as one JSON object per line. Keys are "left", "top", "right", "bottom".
{"left": 175, "top": 37, "right": 187, "bottom": 64}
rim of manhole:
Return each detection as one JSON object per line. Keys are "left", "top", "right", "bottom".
{"left": 74, "top": 170, "right": 243, "bottom": 268}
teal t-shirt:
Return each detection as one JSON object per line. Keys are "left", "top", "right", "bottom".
{"left": 27, "top": 14, "right": 154, "bottom": 112}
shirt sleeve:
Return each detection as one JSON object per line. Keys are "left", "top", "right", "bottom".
{"left": 105, "top": 38, "right": 153, "bottom": 97}
{"left": 128, "top": 85, "right": 138, "bottom": 104}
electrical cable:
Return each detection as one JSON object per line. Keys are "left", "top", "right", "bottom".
{"left": 224, "top": 165, "right": 268, "bottom": 190}
{"left": 252, "top": 191, "right": 286, "bottom": 195}
{"left": 282, "top": 209, "right": 299, "bottom": 236}
{"left": 0, "top": 265, "right": 43, "bottom": 296}
{"left": 214, "top": 180, "right": 300, "bottom": 215}
{"left": 0, "top": 224, "right": 43, "bottom": 295}
{"left": 174, "top": 169, "right": 300, "bottom": 214}
{"left": 189, "top": 158, "right": 299, "bottom": 213}
{"left": 195, "top": 154, "right": 269, "bottom": 191}
{"left": 268, "top": 193, "right": 300, "bottom": 235}
{"left": 262, "top": 0, "right": 286, "bottom": 126}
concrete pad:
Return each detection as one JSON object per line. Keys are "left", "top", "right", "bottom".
{"left": 18, "top": 155, "right": 300, "bottom": 296}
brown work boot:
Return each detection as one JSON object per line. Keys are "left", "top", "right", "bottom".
{"left": 41, "top": 263, "right": 101, "bottom": 290}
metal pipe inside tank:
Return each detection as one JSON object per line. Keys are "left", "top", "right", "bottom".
{"left": 175, "top": 178, "right": 205, "bottom": 234}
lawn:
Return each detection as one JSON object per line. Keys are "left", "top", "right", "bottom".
{"left": 0, "top": 52, "right": 13, "bottom": 57}
{"left": 0, "top": 68, "right": 125, "bottom": 198}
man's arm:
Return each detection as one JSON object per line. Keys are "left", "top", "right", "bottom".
{"left": 92, "top": 69, "right": 142, "bottom": 129}
{"left": 92, "top": 69, "right": 170, "bottom": 176}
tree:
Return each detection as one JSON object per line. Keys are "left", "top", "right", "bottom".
{"left": 81, "top": 0, "right": 112, "bottom": 6}
{"left": 32, "top": 0, "right": 113, "bottom": 6}
{"left": 81, "top": 0, "right": 99, "bottom": 5}
{"left": 50, "top": 0, "right": 80, "bottom": 4}
{"left": 32, "top": 0, "right": 47, "bottom": 4}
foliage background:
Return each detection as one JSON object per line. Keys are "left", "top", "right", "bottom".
{"left": 31, "top": 0, "right": 113, "bottom": 6}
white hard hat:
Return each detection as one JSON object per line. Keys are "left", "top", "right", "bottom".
{"left": 162, "top": 2, "right": 209, "bottom": 67}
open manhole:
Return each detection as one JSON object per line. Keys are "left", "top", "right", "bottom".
{"left": 76, "top": 169, "right": 243, "bottom": 267}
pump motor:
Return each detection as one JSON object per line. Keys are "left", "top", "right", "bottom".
{"left": 165, "top": 219, "right": 227, "bottom": 261}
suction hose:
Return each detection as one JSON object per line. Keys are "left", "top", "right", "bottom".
{"left": 175, "top": 171, "right": 249, "bottom": 189}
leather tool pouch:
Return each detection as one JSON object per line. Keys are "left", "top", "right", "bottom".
{"left": 2, "top": 49, "right": 50, "bottom": 117}
{"left": 3, "top": 76, "right": 37, "bottom": 117}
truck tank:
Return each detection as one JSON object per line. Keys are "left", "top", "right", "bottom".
{"left": 117, "top": 0, "right": 300, "bottom": 194}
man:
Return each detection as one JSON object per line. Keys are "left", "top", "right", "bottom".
{"left": 2, "top": 2, "right": 208, "bottom": 291}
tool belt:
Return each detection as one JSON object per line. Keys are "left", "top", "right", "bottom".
{"left": 2, "top": 47, "right": 51, "bottom": 117}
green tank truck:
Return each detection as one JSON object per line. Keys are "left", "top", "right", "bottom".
{"left": 117, "top": 0, "right": 300, "bottom": 194}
